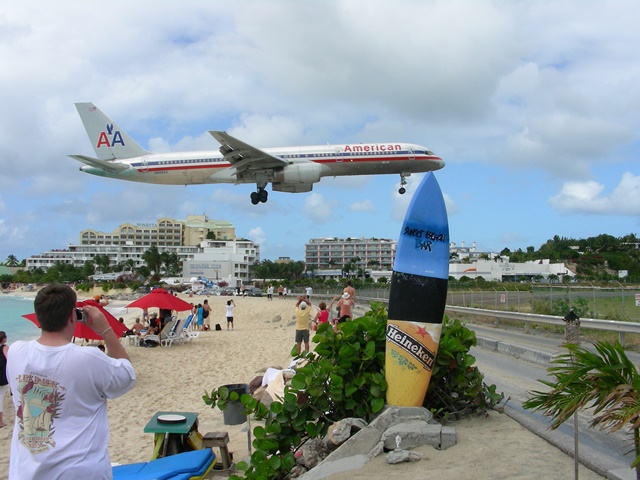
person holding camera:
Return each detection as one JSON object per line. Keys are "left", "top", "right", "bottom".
{"left": 6, "top": 284, "right": 136, "bottom": 479}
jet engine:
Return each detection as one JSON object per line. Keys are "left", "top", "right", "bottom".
{"left": 272, "top": 163, "right": 323, "bottom": 184}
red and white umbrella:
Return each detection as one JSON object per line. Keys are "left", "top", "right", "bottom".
{"left": 126, "top": 287, "right": 193, "bottom": 311}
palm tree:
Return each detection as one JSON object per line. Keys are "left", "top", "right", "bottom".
{"left": 5, "top": 254, "right": 20, "bottom": 267}
{"left": 93, "top": 254, "right": 111, "bottom": 274}
{"left": 142, "top": 246, "right": 162, "bottom": 275}
{"left": 523, "top": 341, "right": 640, "bottom": 478}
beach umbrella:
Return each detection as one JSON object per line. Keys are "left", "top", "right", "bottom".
{"left": 126, "top": 287, "right": 193, "bottom": 312}
{"left": 23, "top": 299, "right": 129, "bottom": 341}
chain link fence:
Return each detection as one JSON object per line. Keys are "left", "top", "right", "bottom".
{"left": 309, "top": 285, "right": 640, "bottom": 323}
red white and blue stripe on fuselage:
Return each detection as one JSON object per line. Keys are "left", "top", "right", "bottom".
{"left": 93, "top": 144, "right": 444, "bottom": 186}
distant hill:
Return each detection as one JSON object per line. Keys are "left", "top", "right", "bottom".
{"left": 500, "top": 234, "right": 640, "bottom": 281}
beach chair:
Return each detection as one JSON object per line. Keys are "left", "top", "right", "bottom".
{"left": 180, "top": 314, "right": 200, "bottom": 342}
{"left": 112, "top": 448, "right": 216, "bottom": 480}
{"left": 161, "top": 318, "right": 186, "bottom": 347}
{"left": 143, "top": 319, "right": 177, "bottom": 347}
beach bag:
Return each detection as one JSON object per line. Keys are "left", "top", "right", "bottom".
{"left": 203, "top": 310, "right": 209, "bottom": 319}
{"left": 215, "top": 323, "right": 222, "bottom": 331}
{"left": 143, "top": 338, "right": 159, "bottom": 348}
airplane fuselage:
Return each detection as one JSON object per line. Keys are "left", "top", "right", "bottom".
{"left": 80, "top": 142, "right": 443, "bottom": 186}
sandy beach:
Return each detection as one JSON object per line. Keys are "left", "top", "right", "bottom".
{"left": 0, "top": 292, "right": 605, "bottom": 479}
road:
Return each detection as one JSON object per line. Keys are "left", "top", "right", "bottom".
{"left": 470, "top": 329, "right": 636, "bottom": 479}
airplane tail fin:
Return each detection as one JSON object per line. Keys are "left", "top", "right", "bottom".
{"left": 75, "top": 102, "right": 150, "bottom": 160}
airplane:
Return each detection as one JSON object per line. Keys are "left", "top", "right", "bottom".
{"left": 70, "top": 102, "right": 445, "bottom": 205}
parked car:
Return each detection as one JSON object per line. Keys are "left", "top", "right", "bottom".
{"left": 200, "top": 286, "right": 221, "bottom": 296}
{"left": 246, "top": 287, "right": 262, "bottom": 297}
{"left": 220, "top": 287, "right": 236, "bottom": 296}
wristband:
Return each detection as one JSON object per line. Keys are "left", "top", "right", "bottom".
{"left": 100, "top": 327, "right": 112, "bottom": 336}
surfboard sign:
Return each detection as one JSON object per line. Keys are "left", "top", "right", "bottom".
{"left": 385, "top": 172, "right": 449, "bottom": 406}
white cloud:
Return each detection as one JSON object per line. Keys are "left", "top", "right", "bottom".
{"left": 304, "top": 193, "right": 336, "bottom": 224}
{"left": 549, "top": 172, "right": 640, "bottom": 215}
{"left": 349, "top": 200, "right": 374, "bottom": 213}
{"left": 247, "top": 226, "right": 267, "bottom": 246}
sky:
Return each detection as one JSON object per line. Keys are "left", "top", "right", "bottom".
{"left": 0, "top": 1, "right": 639, "bottom": 264}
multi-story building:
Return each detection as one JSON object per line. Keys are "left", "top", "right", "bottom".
{"left": 79, "top": 215, "right": 235, "bottom": 247}
{"left": 305, "top": 237, "right": 397, "bottom": 272}
{"left": 305, "top": 238, "right": 574, "bottom": 283}
{"left": 26, "top": 216, "right": 257, "bottom": 281}
{"left": 182, "top": 239, "right": 259, "bottom": 283}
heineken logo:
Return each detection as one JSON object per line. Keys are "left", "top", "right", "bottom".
{"left": 386, "top": 324, "right": 436, "bottom": 371}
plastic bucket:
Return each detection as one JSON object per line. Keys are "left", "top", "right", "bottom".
{"left": 222, "top": 383, "right": 249, "bottom": 425}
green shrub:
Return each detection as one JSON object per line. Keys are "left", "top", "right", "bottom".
{"left": 203, "top": 304, "right": 501, "bottom": 479}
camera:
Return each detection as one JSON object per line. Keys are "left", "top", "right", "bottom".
{"left": 75, "top": 308, "right": 88, "bottom": 323}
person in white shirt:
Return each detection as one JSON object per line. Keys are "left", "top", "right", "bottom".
{"left": 226, "top": 299, "right": 236, "bottom": 330}
{"left": 7, "top": 284, "right": 136, "bottom": 480}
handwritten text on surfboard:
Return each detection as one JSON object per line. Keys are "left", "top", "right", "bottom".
{"left": 402, "top": 225, "right": 447, "bottom": 252}
{"left": 386, "top": 324, "right": 436, "bottom": 371}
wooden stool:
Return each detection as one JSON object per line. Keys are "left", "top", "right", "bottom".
{"left": 203, "top": 431, "right": 234, "bottom": 475}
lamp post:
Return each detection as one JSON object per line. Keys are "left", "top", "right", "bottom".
{"left": 563, "top": 309, "right": 581, "bottom": 480}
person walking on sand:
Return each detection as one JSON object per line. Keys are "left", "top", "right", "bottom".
{"left": 6, "top": 284, "right": 135, "bottom": 479}
{"left": 295, "top": 297, "right": 311, "bottom": 354}
{"left": 0, "top": 331, "right": 8, "bottom": 428}
{"left": 267, "top": 284, "right": 274, "bottom": 301}
{"left": 278, "top": 284, "right": 284, "bottom": 299}
{"left": 226, "top": 299, "right": 236, "bottom": 330}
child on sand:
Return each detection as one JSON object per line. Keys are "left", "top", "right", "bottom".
{"left": 311, "top": 302, "right": 329, "bottom": 331}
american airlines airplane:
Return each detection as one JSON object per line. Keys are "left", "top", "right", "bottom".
{"left": 71, "top": 102, "right": 445, "bottom": 205}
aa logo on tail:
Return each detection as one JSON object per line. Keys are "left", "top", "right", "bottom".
{"left": 96, "top": 123, "right": 125, "bottom": 149}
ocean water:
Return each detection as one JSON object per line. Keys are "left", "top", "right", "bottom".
{"left": 0, "top": 295, "right": 38, "bottom": 343}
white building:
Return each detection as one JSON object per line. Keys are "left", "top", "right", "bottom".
{"left": 305, "top": 237, "right": 397, "bottom": 271}
{"left": 182, "top": 239, "right": 260, "bottom": 285}
{"left": 449, "top": 259, "right": 574, "bottom": 282}
{"left": 26, "top": 216, "right": 259, "bottom": 282}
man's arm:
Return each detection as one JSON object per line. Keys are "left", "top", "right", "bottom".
{"left": 83, "top": 305, "right": 130, "bottom": 361}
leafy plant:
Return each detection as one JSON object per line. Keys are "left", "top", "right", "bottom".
{"left": 424, "top": 317, "right": 504, "bottom": 420}
{"left": 203, "top": 304, "right": 501, "bottom": 479}
{"left": 524, "top": 341, "right": 640, "bottom": 478}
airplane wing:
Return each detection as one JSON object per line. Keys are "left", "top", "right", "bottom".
{"left": 68, "top": 155, "right": 130, "bottom": 173}
{"left": 209, "top": 131, "right": 288, "bottom": 174}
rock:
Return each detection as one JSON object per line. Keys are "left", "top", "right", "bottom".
{"left": 381, "top": 420, "right": 443, "bottom": 450}
{"left": 386, "top": 449, "right": 423, "bottom": 464}
{"left": 288, "top": 464, "right": 308, "bottom": 478}
{"left": 300, "top": 438, "right": 331, "bottom": 469}
{"left": 325, "top": 418, "right": 368, "bottom": 447}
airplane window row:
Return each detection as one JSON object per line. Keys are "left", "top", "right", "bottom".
{"left": 138, "top": 149, "right": 434, "bottom": 167}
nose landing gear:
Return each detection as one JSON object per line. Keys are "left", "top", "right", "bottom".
{"left": 398, "top": 173, "right": 408, "bottom": 194}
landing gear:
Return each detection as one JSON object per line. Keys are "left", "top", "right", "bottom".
{"left": 250, "top": 187, "right": 269, "bottom": 205}
{"left": 398, "top": 174, "right": 408, "bottom": 195}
